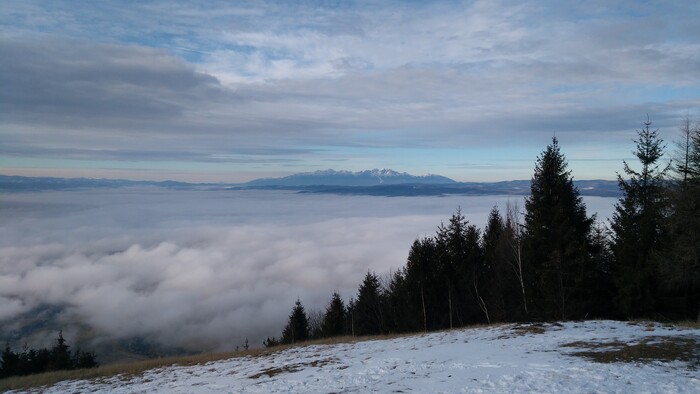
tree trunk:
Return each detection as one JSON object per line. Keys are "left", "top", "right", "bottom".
{"left": 474, "top": 274, "right": 490, "bottom": 325}
{"left": 448, "top": 284, "right": 453, "bottom": 330}
{"left": 421, "top": 285, "right": 427, "bottom": 333}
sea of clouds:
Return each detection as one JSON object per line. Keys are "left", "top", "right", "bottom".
{"left": 0, "top": 189, "right": 617, "bottom": 351}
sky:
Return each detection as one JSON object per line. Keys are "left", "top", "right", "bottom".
{"left": 1, "top": 0, "right": 699, "bottom": 182}
{"left": 0, "top": 189, "right": 618, "bottom": 351}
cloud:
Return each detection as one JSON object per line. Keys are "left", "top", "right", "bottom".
{"left": 1, "top": 0, "right": 698, "bottom": 181}
{"left": 0, "top": 189, "right": 617, "bottom": 350}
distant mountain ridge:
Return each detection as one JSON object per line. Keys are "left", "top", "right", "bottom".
{"left": 243, "top": 168, "right": 456, "bottom": 187}
{"left": 0, "top": 174, "right": 620, "bottom": 197}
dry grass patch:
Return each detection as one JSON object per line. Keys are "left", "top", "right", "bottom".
{"left": 248, "top": 357, "right": 337, "bottom": 379}
{"left": 0, "top": 332, "right": 424, "bottom": 391}
{"left": 0, "top": 347, "right": 277, "bottom": 392}
{"left": 248, "top": 364, "right": 304, "bottom": 379}
{"left": 496, "top": 322, "right": 551, "bottom": 339}
{"left": 676, "top": 320, "right": 700, "bottom": 329}
{"left": 0, "top": 323, "right": 506, "bottom": 391}
{"left": 563, "top": 336, "right": 700, "bottom": 367}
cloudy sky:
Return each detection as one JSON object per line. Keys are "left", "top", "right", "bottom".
{"left": 1, "top": 0, "right": 699, "bottom": 182}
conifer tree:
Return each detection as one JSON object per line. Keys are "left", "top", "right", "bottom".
{"left": 73, "top": 348, "right": 98, "bottom": 369}
{"left": 321, "top": 292, "right": 346, "bottom": 338}
{"left": 281, "top": 299, "right": 310, "bottom": 344}
{"left": 1, "top": 343, "right": 19, "bottom": 378}
{"left": 381, "top": 269, "right": 417, "bottom": 333}
{"left": 661, "top": 117, "right": 700, "bottom": 320}
{"left": 524, "top": 137, "right": 594, "bottom": 320}
{"left": 610, "top": 117, "right": 670, "bottom": 318}
{"left": 353, "top": 271, "right": 383, "bottom": 336}
{"left": 405, "top": 238, "right": 435, "bottom": 332}
{"left": 481, "top": 206, "right": 509, "bottom": 322}
{"left": 435, "top": 209, "right": 484, "bottom": 326}
{"left": 48, "top": 331, "right": 72, "bottom": 371}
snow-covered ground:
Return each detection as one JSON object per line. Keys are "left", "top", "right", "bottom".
{"left": 14, "top": 321, "right": 700, "bottom": 393}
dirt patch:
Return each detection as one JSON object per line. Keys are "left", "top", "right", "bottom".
{"left": 497, "top": 323, "right": 548, "bottom": 339}
{"left": 563, "top": 336, "right": 699, "bottom": 367}
{"left": 248, "top": 364, "right": 304, "bottom": 379}
{"left": 248, "top": 357, "right": 338, "bottom": 379}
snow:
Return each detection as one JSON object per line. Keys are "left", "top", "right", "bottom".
{"left": 13, "top": 321, "right": 700, "bottom": 393}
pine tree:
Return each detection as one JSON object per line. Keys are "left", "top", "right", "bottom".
{"left": 353, "top": 271, "right": 383, "bottom": 336}
{"left": 1, "top": 343, "right": 19, "bottom": 378}
{"left": 262, "top": 337, "right": 279, "bottom": 348}
{"left": 610, "top": 117, "right": 670, "bottom": 318}
{"left": 321, "top": 292, "right": 346, "bottom": 338}
{"left": 381, "top": 269, "right": 418, "bottom": 333}
{"left": 434, "top": 209, "right": 484, "bottom": 327}
{"left": 660, "top": 117, "right": 700, "bottom": 320}
{"left": 73, "top": 348, "right": 98, "bottom": 369}
{"left": 405, "top": 238, "right": 436, "bottom": 332}
{"left": 524, "top": 137, "right": 594, "bottom": 320}
{"left": 481, "top": 206, "right": 508, "bottom": 322}
{"left": 281, "top": 299, "right": 310, "bottom": 344}
{"left": 48, "top": 331, "right": 72, "bottom": 371}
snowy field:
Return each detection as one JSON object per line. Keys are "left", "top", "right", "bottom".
{"left": 15, "top": 320, "right": 699, "bottom": 393}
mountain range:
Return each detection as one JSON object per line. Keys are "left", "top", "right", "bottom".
{"left": 243, "top": 168, "right": 456, "bottom": 187}
{"left": 0, "top": 171, "right": 620, "bottom": 197}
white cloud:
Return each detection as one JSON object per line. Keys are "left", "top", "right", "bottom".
{"left": 0, "top": 189, "right": 617, "bottom": 350}
{"left": 1, "top": 0, "right": 698, "bottom": 180}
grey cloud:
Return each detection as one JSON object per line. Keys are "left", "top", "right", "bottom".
{"left": 1, "top": 1, "right": 698, "bottom": 174}
{"left": 0, "top": 36, "right": 221, "bottom": 125}
{"left": 0, "top": 143, "right": 319, "bottom": 163}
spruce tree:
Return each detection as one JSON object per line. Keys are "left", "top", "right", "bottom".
{"left": 660, "top": 118, "right": 700, "bottom": 320}
{"left": 321, "top": 292, "right": 346, "bottom": 338}
{"left": 404, "top": 238, "right": 437, "bottom": 332}
{"left": 281, "top": 299, "right": 310, "bottom": 344}
{"left": 48, "top": 331, "right": 72, "bottom": 371}
{"left": 481, "top": 206, "right": 508, "bottom": 322}
{"left": 1, "top": 343, "right": 19, "bottom": 378}
{"left": 524, "top": 137, "right": 594, "bottom": 320}
{"left": 73, "top": 349, "right": 98, "bottom": 369}
{"left": 353, "top": 271, "right": 382, "bottom": 336}
{"left": 610, "top": 118, "right": 670, "bottom": 318}
{"left": 381, "top": 269, "right": 418, "bottom": 333}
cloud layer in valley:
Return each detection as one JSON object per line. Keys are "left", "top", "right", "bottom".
{"left": 0, "top": 189, "right": 616, "bottom": 350}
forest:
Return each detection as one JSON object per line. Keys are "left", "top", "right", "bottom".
{"left": 0, "top": 331, "right": 97, "bottom": 378}
{"left": 268, "top": 117, "right": 700, "bottom": 345}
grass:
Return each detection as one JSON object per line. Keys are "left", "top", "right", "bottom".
{"left": 562, "top": 336, "right": 700, "bottom": 367}
{"left": 2, "top": 321, "right": 697, "bottom": 391}
{"left": 0, "top": 332, "right": 423, "bottom": 392}
{"left": 676, "top": 320, "right": 700, "bottom": 329}
{"left": 247, "top": 358, "right": 337, "bottom": 379}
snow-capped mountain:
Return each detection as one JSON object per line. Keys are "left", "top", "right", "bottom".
{"left": 243, "top": 168, "right": 456, "bottom": 187}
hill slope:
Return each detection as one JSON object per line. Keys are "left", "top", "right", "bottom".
{"left": 16, "top": 321, "right": 699, "bottom": 393}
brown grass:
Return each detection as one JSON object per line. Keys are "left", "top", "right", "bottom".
{"left": 2, "top": 321, "right": 692, "bottom": 391}
{"left": 495, "top": 322, "right": 550, "bottom": 339}
{"left": 563, "top": 336, "right": 700, "bottom": 367}
{"left": 247, "top": 357, "right": 337, "bottom": 379}
{"left": 0, "top": 332, "right": 428, "bottom": 392}
{"left": 676, "top": 320, "right": 700, "bottom": 329}
{"left": 0, "top": 347, "right": 272, "bottom": 392}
